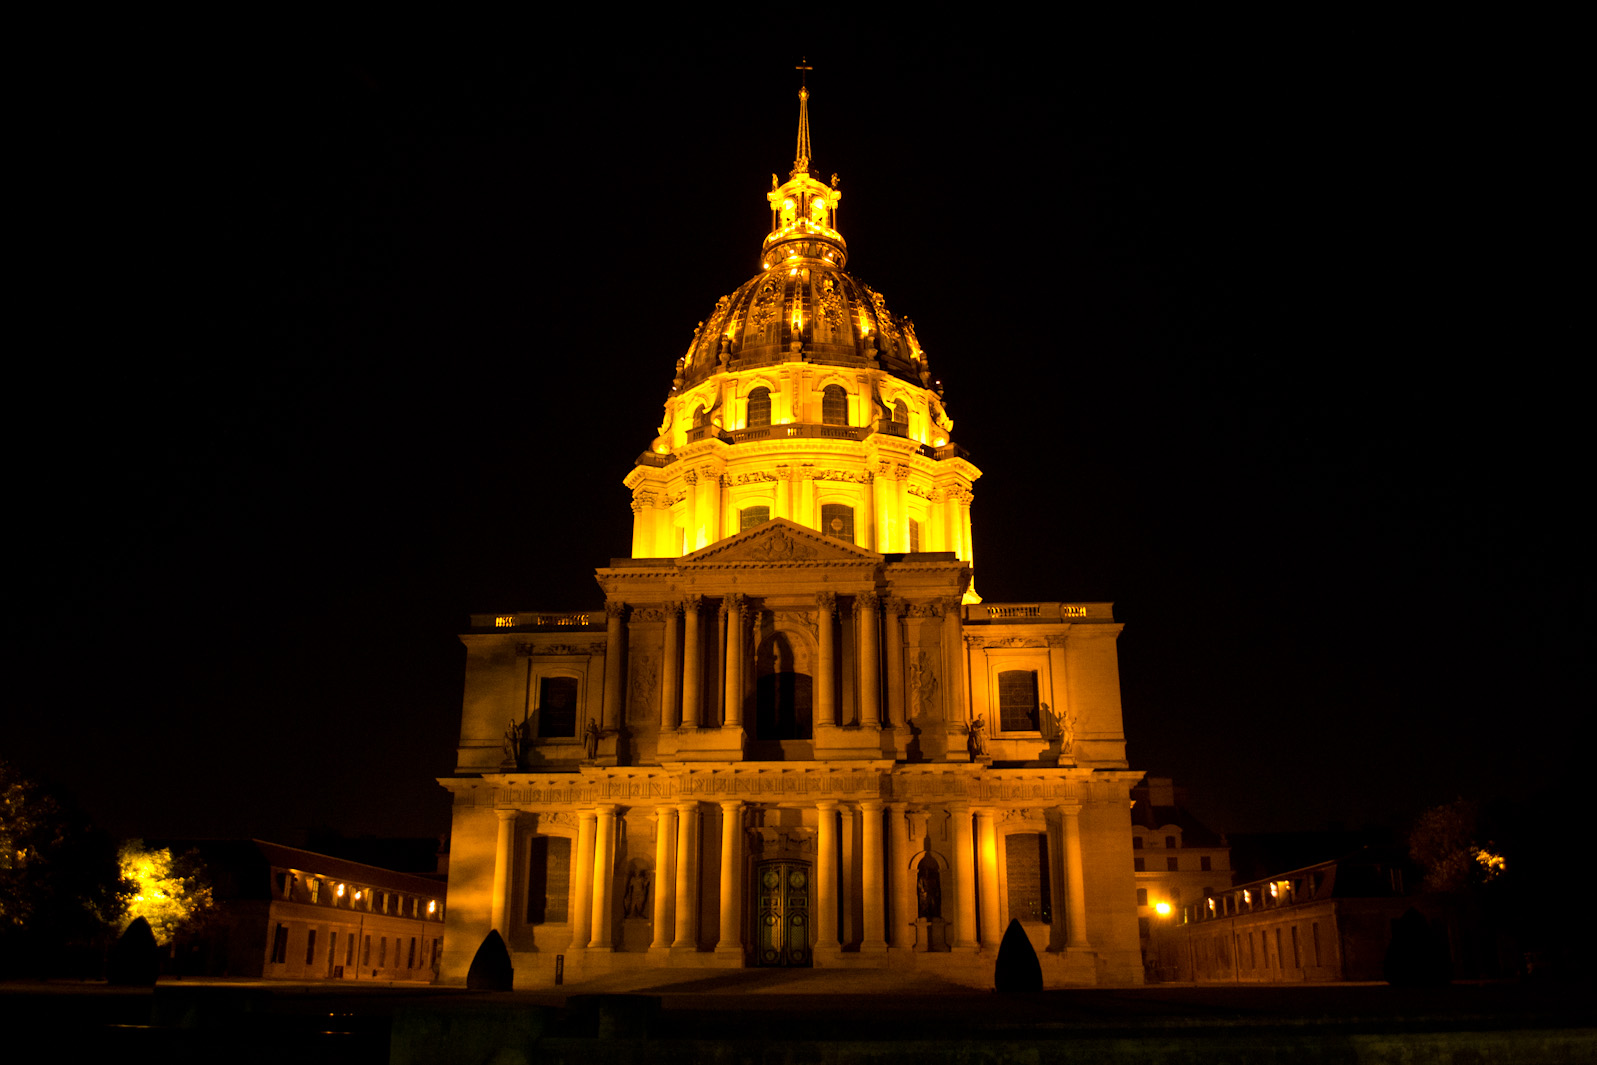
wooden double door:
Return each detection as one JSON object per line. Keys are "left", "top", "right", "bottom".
{"left": 754, "top": 860, "right": 812, "bottom": 967}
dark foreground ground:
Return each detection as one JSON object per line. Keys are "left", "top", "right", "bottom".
{"left": 3, "top": 969, "right": 1592, "bottom": 1064}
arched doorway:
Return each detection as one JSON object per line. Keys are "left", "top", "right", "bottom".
{"left": 754, "top": 860, "right": 811, "bottom": 967}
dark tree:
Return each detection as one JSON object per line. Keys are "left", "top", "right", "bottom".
{"left": 0, "top": 760, "right": 125, "bottom": 977}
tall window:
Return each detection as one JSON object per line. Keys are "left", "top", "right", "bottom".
{"left": 908, "top": 517, "right": 921, "bottom": 552}
{"left": 1200, "top": 856, "right": 1212, "bottom": 871}
{"left": 526, "top": 835, "right": 572, "bottom": 924}
{"left": 746, "top": 387, "right": 771, "bottom": 427}
{"left": 1136, "top": 888, "right": 1148, "bottom": 906}
{"left": 997, "top": 669, "right": 1040, "bottom": 731}
{"left": 693, "top": 405, "right": 708, "bottom": 427}
{"left": 892, "top": 399, "right": 908, "bottom": 425}
{"left": 537, "top": 676, "right": 579, "bottom": 738}
{"left": 1004, "top": 832, "right": 1051, "bottom": 924}
{"left": 271, "top": 924, "right": 289, "bottom": 964}
{"left": 820, "top": 504, "right": 854, "bottom": 544}
{"left": 740, "top": 506, "right": 771, "bottom": 531}
{"left": 822, "top": 385, "right": 847, "bottom": 425}
{"left": 305, "top": 929, "right": 317, "bottom": 965}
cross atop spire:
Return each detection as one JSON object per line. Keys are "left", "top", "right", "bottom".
{"left": 792, "top": 58, "right": 813, "bottom": 177}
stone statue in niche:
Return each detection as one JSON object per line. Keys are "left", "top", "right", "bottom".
{"left": 502, "top": 718, "right": 530, "bottom": 768}
{"left": 916, "top": 855, "right": 942, "bottom": 919}
{"left": 622, "top": 867, "right": 652, "bottom": 919}
{"left": 583, "top": 720, "right": 600, "bottom": 760}
{"left": 967, "top": 714, "right": 989, "bottom": 759}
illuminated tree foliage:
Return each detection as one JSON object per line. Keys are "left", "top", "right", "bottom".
{"left": 0, "top": 760, "right": 123, "bottom": 976}
{"left": 1409, "top": 798, "right": 1505, "bottom": 894}
{"left": 119, "top": 841, "right": 214, "bottom": 945}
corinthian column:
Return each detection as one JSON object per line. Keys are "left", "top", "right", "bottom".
{"left": 860, "top": 799, "right": 887, "bottom": 953}
{"left": 724, "top": 594, "right": 745, "bottom": 727}
{"left": 569, "top": 810, "right": 596, "bottom": 949}
{"left": 672, "top": 802, "right": 700, "bottom": 951}
{"left": 883, "top": 598, "right": 905, "bottom": 729}
{"left": 490, "top": 809, "right": 517, "bottom": 939}
{"left": 682, "top": 596, "right": 703, "bottom": 728}
{"left": 602, "top": 601, "right": 626, "bottom": 732}
{"left": 857, "top": 591, "right": 881, "bottom": 729}
{"left": 715, "top": 801, "right": 744, "bottom": 955}
{"left": 660, "top": 601, "right": 681, "bottom": 731}
{"left": 888, "top": 802, "right": 912, "bottom": 950}
{"left": 588, "top": 804, "right": 616, "bottom": 949}
{"left": 651, "top": 805, "right": 678, "bottom": 952}
{"left": 815, "top": 800, "right": 839, "bottom": 953}
{"left": 816, "top": 592, "right": 837, "bottom": 728}
{"left": 975, "top": 809, "right": 1001, "bottom": 950}
{"left": 951, "top": 803, "right": 977, "bottom": 951}
{"left": 1061, "top": 803, "right": 1090, "bottom": 949}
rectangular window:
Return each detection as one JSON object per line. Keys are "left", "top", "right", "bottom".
{"left": 305, "top": 929, "right": 317, "bottom": 966}
{"left": 1275, "top": 928, "right": 1284, "bottom": 970}
{"left": 1138, "top": 916, "right": 1150, "bottom": 938}
{"left": 1003, "top": 832, "right": 1051, "bottom": 924}
{"left": 309, "top": 878, "right": 320, "bottom": 903}
{"left": 362, "top": 935, "right": 372, "bottom": 966}
{"left": 329, "top": 932, "right": 338, "bottom": 970}
{"left": 1291, "top": 925, "right": 1301, "bottom": 968}
{"left": 1134, "top": 857, "right": 1145, "bottom": 872}
{"left": 1136, "top": 888, "right": 1148, "bottom": 906}
{"left": 1200, "top": 856, "right": 1212, "bottom": 872}
{"left": 537, "top": 676, "right": 580, "bottom": 738}
{"left": 1164, "top": 836, "right": 1176, "bottom": 849}
{"left": 379, "top": 938, "right": 387, "bottom": 967}
{"left": 408, "top": 937, "right": 417, "bottom": 968}
{"left": 1167, "top": 857, "right": 1179, "bottom": 872}
{"left": 997, "top": 669, "right": 1040, "bottom": 732}
{"left": 347, "top": 934, "right": 355, "bottom": 966}
{"left": 1132, "top": 836, "right": 1143, "bottom": 849}
{"left": 1312, "top": 922, "right": 1321, "bottom": 966}
{"left": 527, "top": 835, "right": 573, "bottom": 924}
{"left": 271, "top": 924, "right": 289, "bottom": 964}
{"left": 908, "top": 518, "right": 921, "bottom": 552}
{"left": 740, "top": 505, "right": 771, "bottom": 531}
{"left": 1248, "top": 932, "right": 1257, "bottom": 968}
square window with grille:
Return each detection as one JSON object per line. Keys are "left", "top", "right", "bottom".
{"left": 740, "top": 506, "right": 771, "bottom": 531}
{"left": 820, "top": 504, "right": 854, "bottom": 543}
{"left": 997, "top": 669, "right": 1040, "bottom": 731}
{"left": 526, "top": 835, "right": 572, "bottom": 924}
{"left": 537, "top": 676, "right": 579, "bottom": 738}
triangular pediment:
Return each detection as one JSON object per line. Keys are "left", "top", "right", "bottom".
{"left": 681, "top": 518, "right": 882, "bottom": 566}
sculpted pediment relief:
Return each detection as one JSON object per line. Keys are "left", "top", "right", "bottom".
{"left": 681, "top": 518, "right": 881, "bottom": 566}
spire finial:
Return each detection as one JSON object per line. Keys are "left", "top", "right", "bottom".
{"left": 792, "top": 58, "right": 813, "bottom": 177}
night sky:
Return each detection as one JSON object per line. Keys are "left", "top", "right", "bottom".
{"left": 9, "top": 29, "right": 1586, "bottom": 853}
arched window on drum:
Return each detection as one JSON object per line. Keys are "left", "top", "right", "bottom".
{"left": 822, "top": 385, "right": 848, "bottom": 426}
{"left": 747, "top": 387, "right": 772, "bottom": 428}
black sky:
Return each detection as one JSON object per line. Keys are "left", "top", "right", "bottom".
{"left": 8, "top": 28, "right": 1587, "bottom": 850}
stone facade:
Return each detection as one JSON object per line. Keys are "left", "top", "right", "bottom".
{"left": 436, "top": 86, "right": 1145, "bottom": 988}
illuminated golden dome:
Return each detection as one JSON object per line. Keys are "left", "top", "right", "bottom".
{"left": 673, "top": 87, "right": 937, "bottom": 395}
{"left": 627, "top": 77, "right": 977, "bottom": 589}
